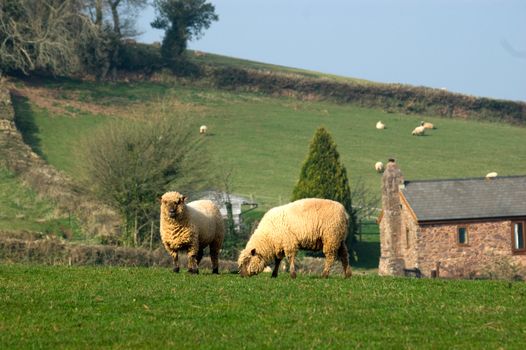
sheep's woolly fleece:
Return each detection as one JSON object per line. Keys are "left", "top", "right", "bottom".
{"left": 412, "top": 125, "right": 425, "bottom": 136}
{"left": 238, "top": 198, "right": 352, "bottom": 279}
{"left": 160, "top": 191, "right": 224, "bottom": 273}
{"left": 421, "top": 121, "right": 436, "bottom": 129}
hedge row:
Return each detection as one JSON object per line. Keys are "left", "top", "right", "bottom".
{"left": 204, "top": 66, "right": 526, "bottom": 125}
{"left": 0, "top": 236, "right": 238, "bottom": 271}
{"left": 69, "top": 42, "right": 526, "bottom": 125}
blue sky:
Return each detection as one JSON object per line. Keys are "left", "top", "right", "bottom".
{"left": 137, "top": 0, "right": 526, "bottom": 102}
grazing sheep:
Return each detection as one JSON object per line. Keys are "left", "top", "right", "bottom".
{"left": 375, "top": 161, "right": 384, "bottom": 173}
{"left": 376, "top": 121, "right": 386, "bottom": 129}
{"left": 421, "top": 121, "right": 436, "bottom": 129}
{"left": 160, "top": 191, "right": 224, "bottom": 274}
{"left": 238, "top": 198, "right": 352, "bottom": 279}
{"left": 412, "top": 125, "right": 426, "bottom": 136}
{"left": 486, "top": 172, "right": 498, "bottom": 179}
{"left": 199, "top": 125, "right": 208, "bottom": 135}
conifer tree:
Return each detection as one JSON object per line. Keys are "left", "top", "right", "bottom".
{"left": 292, "top": 127, "right": 357, "bottom": 257}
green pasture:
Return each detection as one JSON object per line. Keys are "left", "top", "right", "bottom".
{"left": 1, "top": 264, "right": 525, "bottom": 349}
{"left": 9, "top": 78, "right": 526, "bottom": 209}
{"left": 0, "top": 167, "right": 79, "bottom": 236}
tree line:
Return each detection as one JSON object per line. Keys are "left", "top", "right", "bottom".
{"left": 0, "top": 0, "right": 218, "bottom": 78}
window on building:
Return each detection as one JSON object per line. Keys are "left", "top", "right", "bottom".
{"left": 512, "top": 221, "right": 525, "bottom": 253}
{"left": 457, "top": 226, "right": 468, "bottom": 245}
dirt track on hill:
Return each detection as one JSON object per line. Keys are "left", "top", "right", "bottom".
{"left": 11, "top": 83, "right": 207, "bottom": 121}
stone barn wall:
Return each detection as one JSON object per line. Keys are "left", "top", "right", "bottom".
{"left": 415, "top": 220, "right": 526, "bottom": 278}
{"left": 399, "top": 199, "right": 420, "bottom": 271}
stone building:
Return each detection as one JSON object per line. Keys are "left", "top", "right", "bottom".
{"left": 378, "top": 159, "right": 526, "bottom": 278}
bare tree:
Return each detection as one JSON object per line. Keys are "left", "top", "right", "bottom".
{"left": 0, "top": 0, "right": 96, "bottom": 75}
{"left": 83, "top": 0, "right": 147, "bottom": 37}
{"left": 77, "top": 0, "right": 148, "bottom": 79}
{"left": 350, "top": 177, "right": 381, "bottom": 240}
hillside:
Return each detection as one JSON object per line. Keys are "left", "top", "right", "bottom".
{"left": 1, "top": 50, "right": 526, "bottom": 241}
{"left": 185, "top": 50, "right": 526, "bottom": 124}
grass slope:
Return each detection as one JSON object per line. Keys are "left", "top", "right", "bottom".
{"left": 1, "top": 265, "right": 525, "bottom": 349}
{"left": 0, "top": 167, "right": 79, "bottom": 236}
{"left": 11, "top": 78, "right": 526, "bottom": 209}
{"left": 188, "top": 50, "right": 373, "bottom": 84}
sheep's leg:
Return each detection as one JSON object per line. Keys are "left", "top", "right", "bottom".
{"left": 187, "top": 244, "right": 199, "bottom": 274}
{"left": 209, "top": 241, "right": 221, "bottom": 274}
{"left": 164, "top": 243, "right": 180, "bottom": 273}
{"left": 172, "top": 251, "right": 180, "bottom": 273}
{"left": 322, "top": 251, "right": 337, "bottom": 278}
{"left": 187, "top": 254, "right": 199, "bottom": 274}
{"left": 287, "top": 252, "right": 297, "bottom": 279}
{"left": 272, "top": 256, "right": 282, "bottom": 278}
{"left": 196, "top": 248, "right": 204, "bottom": 265}
{"left": 338, "top": 242, "right": 352, "bottom": 278}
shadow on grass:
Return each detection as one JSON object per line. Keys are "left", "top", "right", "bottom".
{"left": 11, "top": 94, "right": 45, "bottom": 159}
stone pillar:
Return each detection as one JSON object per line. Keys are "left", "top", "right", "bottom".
{"left": 378, "top": 159, "right": 405, "bottom": 276}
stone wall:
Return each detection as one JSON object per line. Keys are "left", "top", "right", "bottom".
{"left": 0, "top": 81, "right": 120, "bottom": 237}
{"left": 399, "top": 200, "right": 419, "bottom": 270}
{"left": 414, "top": 220, "right": 526, "bottom": 278}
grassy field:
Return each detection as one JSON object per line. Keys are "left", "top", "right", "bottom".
{"left": 1, "top": 264, "right": 525, "bottom": 349}
{"left": 0, "top": 167, "right": 80, "bottom": 236}
{"left": 9, "top": 77, "right": 526, "bottom": 210}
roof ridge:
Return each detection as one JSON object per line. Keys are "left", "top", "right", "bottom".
{"left": 404, "top": 175, "right": 526, "bottom": 184}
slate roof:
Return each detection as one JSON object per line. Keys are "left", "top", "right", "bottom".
{"left": 401, "top": 176, "right": 526, "bottom": 222}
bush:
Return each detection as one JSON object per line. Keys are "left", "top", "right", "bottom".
{"left": 118, "top": 43, "right": 164, "bottom": 73}
{"left": 0, "top": 236, "right": 239, "bottom": 270}
{"left": 78, "top": 103, "right": 211, "bottom": 246}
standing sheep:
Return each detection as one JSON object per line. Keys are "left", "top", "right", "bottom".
{"left": 199, "top": 125, "right": 208, "bottom": 135}
{"left": 160, "top": 191, "right": 224, "bottom": 274}
{"left": 412, "top": 125, "right": 426, "bottom": 136}
{"left": 238, "top": 198, "right": 352, "bottom": 279}
{"left": 376, "top": 121, "right": 386, "bottom": 129}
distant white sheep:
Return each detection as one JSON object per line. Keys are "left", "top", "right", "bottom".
{"left": 199, "top": 125, "right": 208, "bottom": 135}
{"left": 376, "top": 121, "right": 385, "bottom": 130}
{"left": 485, "top": 172, "right": 498, "bottom": 179}
{"left": 412, "top": 125, "right": 426, "bottom": 136}
{"left": 421, "top": 121, "right": 436, "bottom": 129}
{"left": 375, "top": 161, "right": 384, "bottom": 173}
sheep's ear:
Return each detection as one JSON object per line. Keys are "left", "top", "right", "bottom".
{"left": 182, "top": 196, "right": 187, "bottom": 203}
{"left": 250, "top": 248, "right": 256, "bottom": 256}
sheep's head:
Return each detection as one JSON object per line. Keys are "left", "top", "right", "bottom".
{"left": 160, "top": 191, "right": 187, "bottom": 220}
{"left": 237, "top": 247, "right": 266, "bottom": 277}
